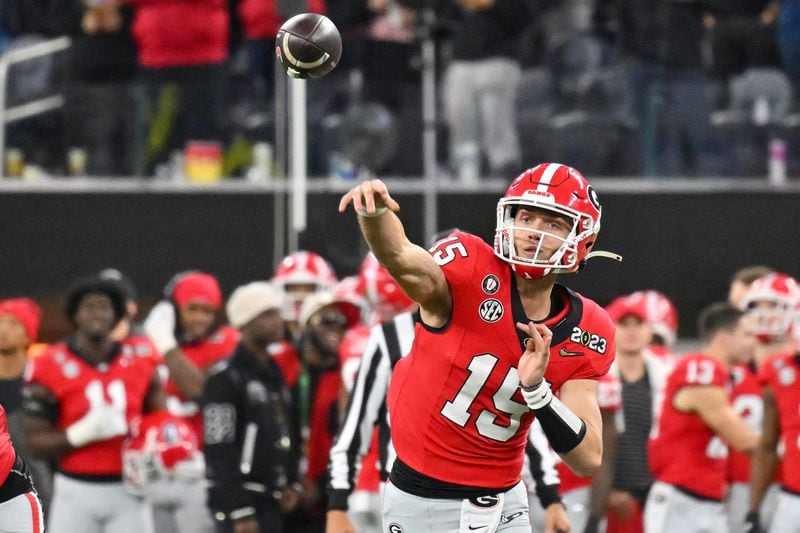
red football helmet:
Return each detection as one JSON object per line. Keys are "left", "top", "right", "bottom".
{"left": 272, "top": 251, "right": 338, "bottom": 321}
{"left": 358, "top": 253, "right": 415, "bottom": 324}
{"left": 741, "top": 272, "right": 800, "bottom": 341}
{"left": 494, "top": 163, "right": 619, "bottom": 279}
{"left": 630, "top": 290, "right": 679, "bottom": 347}
{"left": 122, "top": 411, "right": 203, "bottom": 501}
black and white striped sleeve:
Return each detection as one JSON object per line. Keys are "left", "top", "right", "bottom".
{"left": 526, "top": 418, "right": 562, "bottom": 508}
{"left": 327, "top": 320, "right": 395, "bottom": 510}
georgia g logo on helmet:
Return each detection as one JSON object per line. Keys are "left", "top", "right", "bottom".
{"left": 493, "top": 163, "right": 620, "bottom": 279}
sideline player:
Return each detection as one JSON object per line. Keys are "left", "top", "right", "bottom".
{"left": 22, "top": 276, "right": 164, "bottom": 533}
{"left": 0, "top": 404, "right": 43, "bottom": 533}
{"left": 338, "top": 163, "right": 620, "bottom": 532}
{"left": 645, "top": 302, "right": 760, "bottom": 533}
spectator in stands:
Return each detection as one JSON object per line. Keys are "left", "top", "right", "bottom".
{"left": 127, "top": 0, "right": 229, "bottom": 174}
{"left": 22, "top": 275, "right": 164, "bottom": 533}
{"left": 778, "top": 0, "right": 800, "bottom": 86}
{"left": 143, "top": 271, "right": 238, "bottom": 533}
{"left": 237, "top": 0, "right": 325, "bottom": 108}
{"left": 707, "top": 0, "right": 781, "bottom": 93}
{"left": 64, "top": 0, "right": 139, "bottom": 176}
{"left": 441, "top": 0, "right": 532, "bottom": 183}
{"left": 615, "top": 0, "right": 716, "bottom": 176}
{"left": 0, "top": 298, "right": 52, "bottom": 512}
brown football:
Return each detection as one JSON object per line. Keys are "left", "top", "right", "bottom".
{"left": 275, "top": 13, "right": 342, "bottom": 79}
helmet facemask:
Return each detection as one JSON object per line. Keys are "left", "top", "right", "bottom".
{"left": 495, "top": 197, "right": 598, "bottom": 278}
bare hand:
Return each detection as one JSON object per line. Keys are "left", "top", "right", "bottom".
{"left": 326, "top": 510, "right": 357, "bottom": 533}
{"left": 516, "top": 321, "right": 552, "bottom": 387}
{"left": 338, "top": 179, "right": 401, "bottom": 217}
{"left": 607, "top": 490, "right": 635, "bottom": 519}
{"left": 280, "top": 487, "right": 301, "bottom": 512}
{"left": 233, "top": 518, "right": 259, "bottom": 533}
{"left": 545, "top": 502, "right": 571, "bottom": 533}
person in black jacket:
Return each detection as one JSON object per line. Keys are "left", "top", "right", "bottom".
{"left": 202, "top": 282, "right": 300, "bottom": 533}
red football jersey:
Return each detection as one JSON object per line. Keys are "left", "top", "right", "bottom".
{"left": 728, "top": 363, "right": 763, "bottom": 483}
{"left": 649, "top": 353, "right": 730, "bottom": 499}
{"left": 0, "top": 405, "right": 15, "bottom": 487}
{"left": 758, "top": 353, "right": 800, "bottom": 493}
{"left": 165, "top": 326, "right": 238, "bottom": 438}
{"left": 387, "top": 232, "right": 615, "bottom": 488}
{"left": 25, "top": 337, "right": 161, "bottom": 476}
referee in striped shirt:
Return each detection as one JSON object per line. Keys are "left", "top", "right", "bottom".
{"left": 326, "top": 311, "right": 569, "bottom": 533}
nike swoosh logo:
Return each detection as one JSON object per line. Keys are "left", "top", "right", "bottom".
{"left": 467, "top": 527, "right": 487, "bottom": 531}
{"left": 500, "top": 511, "right": 524, "bottom": 524}
{"left": 559, "top": 347, "right": 584, "bottom": 357}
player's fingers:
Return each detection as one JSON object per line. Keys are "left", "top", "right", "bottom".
{"left": 536, "top": 324, "right": 553, "bottom": 346}
{"left": 338, "top": 190, "right": 355, "bottom": 212}
{"left": 361, "top": 180, "right": 378, "bottom": 213}
{"left": 528, "top": 321, "right": 547, "bottom": 352}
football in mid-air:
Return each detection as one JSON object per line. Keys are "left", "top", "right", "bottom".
{"left": 275, "top": 13, "right": 342, "bottom": 79}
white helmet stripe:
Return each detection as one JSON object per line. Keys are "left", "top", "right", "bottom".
{"left": 536, "top": 163, "right": 562, "bottom": 192}
{"left": 281, "top": 33, "right": 330, "bottom": 69}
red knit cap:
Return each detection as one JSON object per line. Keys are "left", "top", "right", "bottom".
{"left": 172, "top": 273, "right": 222, "bottom": 308}
{"left": 0, "top": 298, "right": 41, "bottom": 342}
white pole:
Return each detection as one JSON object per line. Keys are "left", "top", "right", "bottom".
{"left": 421, "top": 8, "right": 438, "bottom": 243}
{"left": 289, "top": 77, "right": 307, "bottom": 252}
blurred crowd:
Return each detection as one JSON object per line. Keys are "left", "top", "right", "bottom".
{"left": 0, "top": 237, "right": 798, "bottom": 531}
{"left": 1, "top": 0, "right": 800, "bottom": 180}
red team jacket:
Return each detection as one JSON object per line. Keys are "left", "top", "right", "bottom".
{"left": 25, "top": 337, "right": 161, "bottom": 477}
{"left": 649, "top": 353, "right": 730, "bottom": 500}
{"left": 759, "top": 353, "right": 800, "bottom": 493}
{"left": 387, "top": 232, "right": 615, "bottom": 489}
{"left": 0, "top": 405, "right": 15, "bottom": 487}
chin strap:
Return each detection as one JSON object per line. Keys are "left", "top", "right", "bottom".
{"left": 552, "top": 249, "right": 622, "bottom": 274}
{"left": 585, "top": 250, "right": 623, "bottom": 263}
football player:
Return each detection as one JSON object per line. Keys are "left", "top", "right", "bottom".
{"left": 645, "top": 302, "right": 760, "bottom": 533}
{"left": 585, "top": 295, "right": 673, "bottom": 533}
{"left": 338, "top": 163, "right": 620, "bottom": 532}
{"left": 0, "top": 404, "right": 43, "bottom": 533}
{"left": 746, "top": 307, "right": 800, "bottom": 533}
{"left": 22, "top": 275, "right": 164, "bottom": 533}
{"left": 272, "top": 251, "right": 338, "bottom": 337}
{"left": 143, "top": 271, "right": 238, "bottom": 532}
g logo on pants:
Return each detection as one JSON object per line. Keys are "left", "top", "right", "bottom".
{"left": 388, "top": 524, "right": 404, "bottom": 533}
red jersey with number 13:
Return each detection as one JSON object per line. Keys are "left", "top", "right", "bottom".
{"left": 387, "top": 232, "right": 615, "bottom": 488}
{"left": 649, "top": 353, "right": 730, "bottom": 499}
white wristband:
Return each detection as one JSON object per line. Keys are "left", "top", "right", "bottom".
{"left": 521, "top": 380, "right": 554, "bottom": 410}
{"left": 356, "top": 207, "right": 388, "bottom": 218}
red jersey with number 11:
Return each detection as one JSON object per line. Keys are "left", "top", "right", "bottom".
{"left": 387, "top": 232, "right": 615, "bottom": 488}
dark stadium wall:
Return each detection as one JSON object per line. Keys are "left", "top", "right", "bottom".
{"left": 1, "top": 190, "right": 798, "bottom": 341}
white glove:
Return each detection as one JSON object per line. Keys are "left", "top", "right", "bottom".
{"left": 144, "top": 300, "right": 178, "bottom": 354}
{"left": 66, "top": 404, "right": 128, "bottom": 448}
